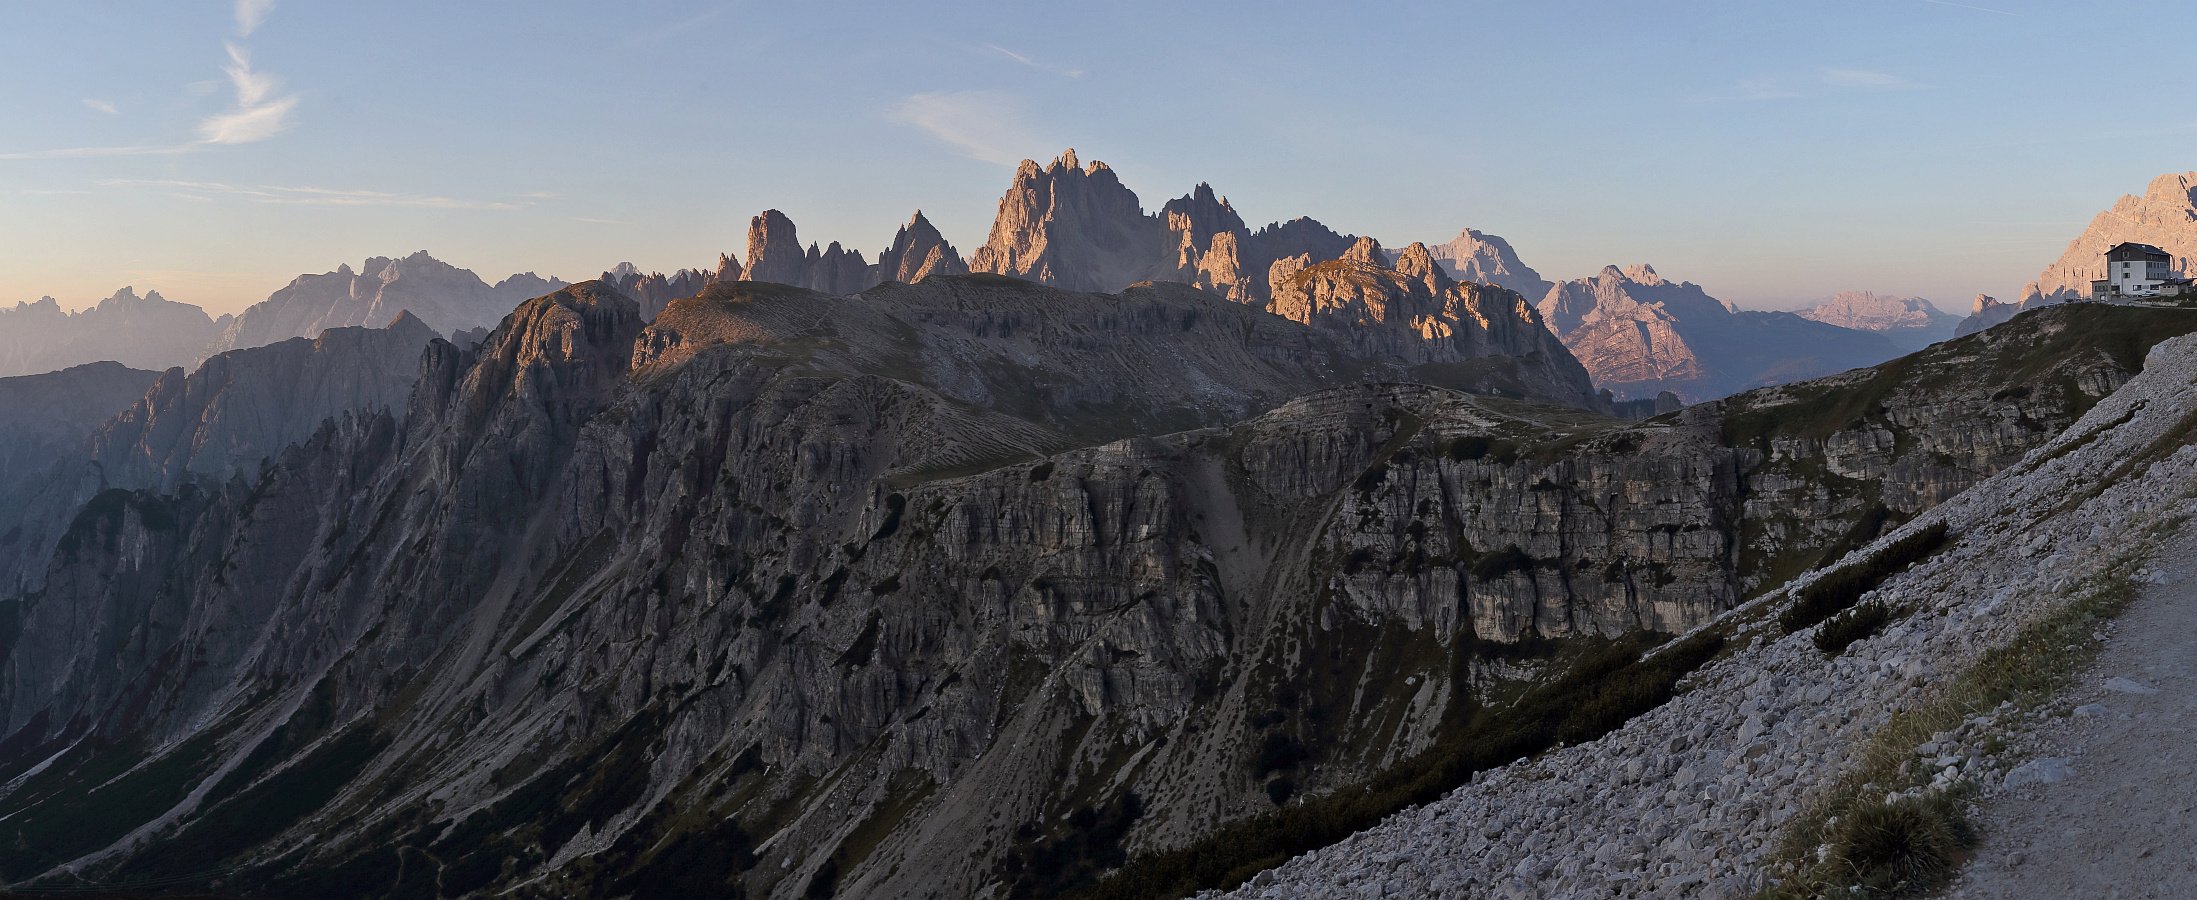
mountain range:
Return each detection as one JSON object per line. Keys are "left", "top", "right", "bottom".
{"left": 0, "top": 161, "right": 2190, "bottom": 899}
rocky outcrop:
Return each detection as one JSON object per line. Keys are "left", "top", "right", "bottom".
{"left": 873, "top": 211, "right": 969, "bottom": 284}
{"left": 0, "top": 288, "right": 230, "bottom": 378}
{"left": 743, "top": 210, "right": 967, "bottom": 296}
{"left": 972, "top": 150, "right": 1381, "bottom": 307}
{"left": 1423, "top": 228, "right": 1553, "bottom": 299}
{"left": 0, "top": 268, "right": 2174, "bottom": 900}
{"left": 1798, "top": 291, "right": 1958, "bottom": 350}
{"left": 2022, "top": 171, "right": 2197, "bottom": 304}
{"left": 600, "top": 264, "right": 714, "bottom": 322}
{"left": 1955, "top": 292, "right": 2018, "bottom": 338}
{"left": 970, "top": 150, "right": 1170, "bottom": 294}
{"left": 208, "top": 252, "right": 567, "bottom": 353}
{"left": 1538, "top": 264, "right": 1903, "bottom": 403}
{"left": 1268, "top": 238, "right": 1600, "bottom": 407}
{"left": 88, "top": 312, "right": 440, "bottom": 492}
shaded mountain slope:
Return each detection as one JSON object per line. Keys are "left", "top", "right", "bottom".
{"left": 0, "top": 287, "right": 2181, "bottom": 900}
{"left": 0, "top": 289, "right": 229, "bottom": 378}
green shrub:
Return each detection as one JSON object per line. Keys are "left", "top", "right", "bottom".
{"left": 1815, "top": 602, "right": 1892, "bottom": 656}
{"left": 1824, "top": 794, "right": 1975, "bottom": 896}
{"left": 1782, "top": 522, "right": 1948, "bottom": 634}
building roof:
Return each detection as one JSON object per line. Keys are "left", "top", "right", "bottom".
{"left": 2106, "top": 241, "right": 2173, "bottom": 262}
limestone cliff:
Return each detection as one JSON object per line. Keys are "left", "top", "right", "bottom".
{"left": 2022, "top": 171, "right": 2197, "bottom": 304}
{"left": 1538, "top": 264, "right": 1903, "bottom": 403}
{"left": 0, "top": 288, "right": 229, "bottom": 378}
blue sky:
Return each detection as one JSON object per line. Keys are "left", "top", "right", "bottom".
{"left": 3, "top": 0, "right": 2191, "bottom": 316}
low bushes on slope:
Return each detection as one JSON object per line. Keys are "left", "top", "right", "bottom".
{"left": 1780, "top": 522, "right": 1948, "bottom": 635}
{"left": 1060, "top": 628, "right": 1728, "bottom": 900}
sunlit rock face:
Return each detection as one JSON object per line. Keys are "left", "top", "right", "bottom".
{"left": 1798, "top": 291, "right": 1958, "bottom": 351}
{"left": 2022, "top": 171, "right": 2197, "bottom": 305}
{"left": 1538, "top": 264, "right": 1903, "bottom": 403}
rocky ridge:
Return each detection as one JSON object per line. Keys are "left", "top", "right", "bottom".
{"left": 1538, "top": 264, "right": 1905, "bottom": 403}
{"left": 0, "top": 281, "right": 2176, "bottom": 900}
{"left": 0, "top": 288, "right": 231, "bottom": 378}
{"left": 208, "top": 252, "right": 567, "bottom": 353}
{"left": 1954, "top": 293, "right": 2018, "bottom": 339}
{"left": 1420, "top": 229, "right": 1553, "bottom": 300}
{"left": 1210, "top": 310, "right": 2197, "bottom": 900}
{"left": 1797, "top": 291, "right": 1957, "bottom": 351}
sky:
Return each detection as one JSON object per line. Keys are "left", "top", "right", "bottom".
{"left": 2, "top": 0, "right": 2193, "bottom": 317}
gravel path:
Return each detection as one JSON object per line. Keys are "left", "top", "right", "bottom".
{"left": 1951, "top": 529, "right": 2197, "bottom": 899}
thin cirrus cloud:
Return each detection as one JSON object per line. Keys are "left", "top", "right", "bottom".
{"left": 890, "top": 90, "right": 1054, "bottom": 166}
{"left": 2, "top": 9, "right": 294, "bottom": 159}
{"left": 985, "top": 44, "right": 1082, "bottom": 78}
{"left": 1702, "top": 69, "right": 1919, "bottom": 102}
{"left": 236, "top": 0, "right": 275, "bottom": 35}
{"left": 199, "top": 43, "right": 298, "bottom": 144}
{"left": 101, "top": 180, "right": 525, "bottom": 210}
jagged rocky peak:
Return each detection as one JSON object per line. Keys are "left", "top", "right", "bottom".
{"left": 970, "top": 148, "right": 1166, "bottom": 293}
{"left": 1268, "top": 232, "right": 1596, "bottom": 406}
{"left": 1540, "top": 264, "right": 1903, "bottom": 403}
{"left": 0, "top": 284, "right": 223, "bottom": 377}
{"left": 1955, "top": 293, "right": 2018, "bottom": 339}
{"left": 600, "top": 264, "right": 716, "bottom": 323}
{"left": 1425, "top": 228, "right": 1553, "bottom": 300}
{"left": 2023, "top": 170, "right": 2197, "bottom": 305}
{"left": 744, "top": 209, "right": 809, "bottom": 285}
{"left": 874, "top": 210, "right": 968, "bottom": 284}
{"left": 210, "top": 251, "right": 571, "bottom": 355}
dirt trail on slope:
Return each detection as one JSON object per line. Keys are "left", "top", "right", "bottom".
{"left": 1952, "top": 527, "right": 2197, "bottom": 899}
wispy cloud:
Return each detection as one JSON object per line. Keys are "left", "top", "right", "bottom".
{"left": 1912, "top": 0, "right": 2022, "bottom": 16}
{"left": 1701, "top": 68, "right": 1922, "bottom": 102}
{"left": 1819, "top": 69, "right": 1914, "bottom": 89}
{"left": 575, "top": 217, "right": 631, "bottom": 225}
{"left": 199, "top": 43, "right": 298, "bottom": 143}
{"left": 985, "top": 44, "right": 1083, "bottom": 78}
{"left": 82, "top": 99, "right": 119, "bottom": 115}
{"left": 0, "top": 144, "right": 197, "bottom": 160}
{"left": 617, "top": 5, "right": 733, "bottom": 49}
{"left": 890, "top": 90, "right": 1053, "bottom": 166}
{"left": 101, "top": 180, "right": 526, "bottom": 210}
{"left": 235, "top": 0, "right": 275, "bottom": 35}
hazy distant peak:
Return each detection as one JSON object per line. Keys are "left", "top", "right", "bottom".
{"left": 1620, "top": 263, "right": 1666, "bottom": 286}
